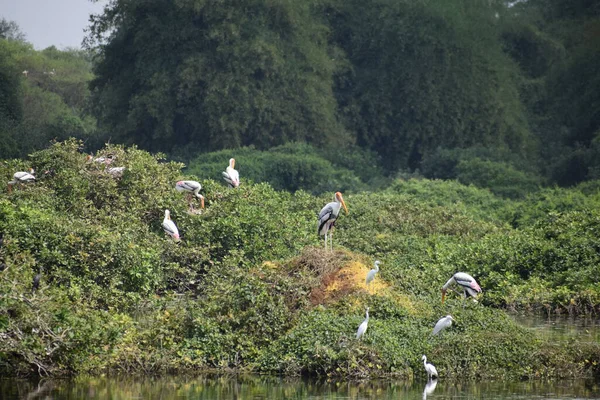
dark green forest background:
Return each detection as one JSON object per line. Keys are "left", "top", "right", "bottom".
{"left": 1, "top": 0, "right": 599, "bottom": 193}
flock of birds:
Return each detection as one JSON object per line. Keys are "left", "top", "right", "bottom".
{"left": 7, "top": 153, "right": 484, "bottom": 384}
{"left": 355, "top": 261, "right": 482, "bottom": 383}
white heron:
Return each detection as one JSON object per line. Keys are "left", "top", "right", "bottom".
{"left": 175, "top": 180, "right": 205, "bottom": 210}
{"left": 8, "top": 168, "right": 35, "bottom": 193}
{"left": 107, "top": 167, "right": 125, "bottom": 177}
{"left": 162, "top": 210, "right": 180, "bottom": 242}
{"left": 318, "top": 192, "right": 348, "bottom": 250}
{"left": 366, "top": 260, "right": 381, "bottom": 285}
{"left": 222, "top": 158, "right": 239, "bottom": 188}
{"left": 441, "top": 272, "right": 481, "bottom": 304}
{"left": 422, "top": 355, "right": 438, "bottom": 380}
{"left": 432, "top": 315, "right": 454, "bottom": 336}
{"left": 356, "top": 307, "right": 369, "bottom": 340}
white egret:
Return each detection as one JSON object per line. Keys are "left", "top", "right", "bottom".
{"left": 107, "top": 167, "right": 125, "bottom": 177}
{"left": 432, "top": 315, "right": 454, "bottom": 336}
{"left": 318, "top": 192, "right": 348, "bottom": 250}
{"left": 176, "top": 180, "right": 205, "bottom": 209}
{"left": 422, "top": 355, "right": 438, "bottom": 380}
{"left": 366, "top": 260, "right": 381, "bottom": 285}
{"left": 222, "top": 158, "right": 240, "bottom": 188}
{"left": 441, "top": 272, "right": 481, "bottom": 303}
{"left": 356, "top": 307, "right": 369, "bottom": 339}
{"left": 162, "top": 210, "right": 181, "bottom": 242}
{"left": 8, "top": 168, "right": 35, "bottom": 193}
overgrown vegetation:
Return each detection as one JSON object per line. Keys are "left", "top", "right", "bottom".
{"left": 1, "top": 141, "right": 599, "bottom": 378}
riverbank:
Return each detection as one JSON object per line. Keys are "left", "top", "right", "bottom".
{"left": 1, "top": 141, "right": 599, "bottom": 378}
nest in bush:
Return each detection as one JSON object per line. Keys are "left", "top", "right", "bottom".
{"left": 287, "top": 247, "right": 389, "bottom": 306}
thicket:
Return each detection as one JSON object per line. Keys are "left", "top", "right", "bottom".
{"left": 1, "top": 141, "right": 599, "bottom": 378}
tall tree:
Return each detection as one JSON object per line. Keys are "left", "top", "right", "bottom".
{"left": 327, "top": 0, "right": 535, "bottom": 171}
{"left": 87, "top": 0, "right": 346, "bottom": 153}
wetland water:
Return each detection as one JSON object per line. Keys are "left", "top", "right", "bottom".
{"left": 2, "top": 315, "right": 599, "bottom": 400}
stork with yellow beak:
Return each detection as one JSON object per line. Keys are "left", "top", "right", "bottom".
{"left": 222, "top": 158, "right": 240, "bottom": 188}
{"left": 318, "top": 192, "right": 348, "bottom": 250}
{"left": 441, "top": 272, "right": 481, "bottom": 304}
{"left": 176, "top": 180, "right": 205, "bottom": 210}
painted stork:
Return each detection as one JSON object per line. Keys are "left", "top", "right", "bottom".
{"left": 162, "top": 210, "right": 180, "bottom": 242}
{"left": 366, "top": 260, "right": 381, "bottom": 285}
{"left": 432, "top": 315, "right": 454, "bottom": 336}
{"left": 356, "top": 307, "right": 369, "bottom": 339}
{"left": 175, "top": 180, "right": 205, "bottom": 210}
{"left": 222, "top": 158, "right": 240, "bottom": 188}
{"left": 8, "top": 168, "right": 35, "bottom": 193}
{"left": 441, "top": 272, "right": 482, "bottom": 303}
{"left": 422, "top": 355, "right": 438, "bottom": 380}
{"left": 318, "top": 192, "right": 348, "bottom": 250}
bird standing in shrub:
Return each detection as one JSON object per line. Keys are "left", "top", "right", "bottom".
{"left": 318, "top": 192, "right": 348, "bottom": 250}
{"left": 441, "top": 272, "right": 481, "bottom": 303}
{"left": 422, "top": 355, "right": 438, "bottom": 380}
{"left": 222, "top": 158, "right": 240, "bottom": 188}
{"left": 8, "top": 168, "right": 35, "bottom": 193}
{"left": 432, "top": 315, "right": 454, "bottom": 336}
{"left": 162, "top": 210, "right": 180, "bottom": 242}
{"left": 175, "top": 180, "right": 205, "bottom": 211}
{"left": 356, "top": 307, "right": 369, "bottom": 339}
{"left": 366, "top": 260, "right": 381, "bottom": 286}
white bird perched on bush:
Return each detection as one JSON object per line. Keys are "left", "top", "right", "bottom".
{"left": 422, "top": 355, "right": 438, "bottom": 380}
{"left": 175, "top": 180, "right": 205, "bottom": 209}
{"left": 366, "top": 260, "right": 381, "bottom": 285}
{"left": 222, "top": 158, "right": 239, "bottom": 188}
{"left": 432, "top": 315, "right": 454, "bottom": 336}
{"left": 356, "top": 307, "right": 369, "bottom": 339}
{"left": 318, "top": 192, "right": 348, "bottom": 250}
{"left": 441, "top": 272, "right": 481, "bottom": 303}
{"left": 8, "top": 168, "right": 35, "bottom": 193}
{"left": 162, "top": 210, "right": 180, "bottom": 242}
{"left": 107, "top": 167, "right": 125, "bottom": 177}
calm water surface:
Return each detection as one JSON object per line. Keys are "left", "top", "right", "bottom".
{"left": 2, "top": 315, "right": 599, "bottom": 400}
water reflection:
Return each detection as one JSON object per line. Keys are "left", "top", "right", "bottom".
{"left": 509, "top": 313, "right": 600, "bottom": 343}
{"left": 422, "top": 378, "right": 438, "bottom": 400}
{"left": 1, "top": 375, "right": 600, "bottom": 400}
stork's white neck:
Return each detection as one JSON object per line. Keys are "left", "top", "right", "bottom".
{"left": 442, "top": 276, "right": 455, "bottom": 290}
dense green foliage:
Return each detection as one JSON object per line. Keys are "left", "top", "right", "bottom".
{"left": 81, "top": 0, "right": 600, "bottom": 188}
{"left": 0, "top": 36, "right": 96, "bottom": 159}
{"left": 1, "top": 142, "right": 599, "bottom": 379}
{"left": 185, "top": 142, "right": 387, "bottom": 194}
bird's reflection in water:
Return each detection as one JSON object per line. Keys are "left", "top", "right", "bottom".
{"left": 422, "top": 378, "right": 438, "bottom": 400}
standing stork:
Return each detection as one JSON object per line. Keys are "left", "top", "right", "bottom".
{"left": 175, "top": 180, "right": 205, "bottom": 210}
{"left": 8, "top": 168, "right": 35, "bottom": 193}
{"left": 222, "top": 158, "right": 239, "bottom": 188}
{"left": 441, "top": 272, "right": 482, "bottom": 304}
{"left": 318, "top": 192, "right": 348, "bottom": 250}
{"left": 162, "top": 210, "right": 181, "bottom": 242}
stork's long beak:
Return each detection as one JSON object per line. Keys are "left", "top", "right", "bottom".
{"left": 339, "top": 194, "right": 348, "bottom": 215}
{"left": 200, "top": 196, "right": 205, "bottom": 209}
{"left": 231, "top": 158, "right": 235, "bottom": 169}
{"left": 441, "top": 288, "right": 447, "bottom": 304}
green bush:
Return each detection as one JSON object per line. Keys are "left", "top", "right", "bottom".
{"left": 1, "top": 140, "right": 599, "bottom": 379}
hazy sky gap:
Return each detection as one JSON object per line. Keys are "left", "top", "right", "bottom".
{"left": 1, "top": 0, "right": 108, "bottom": 49}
